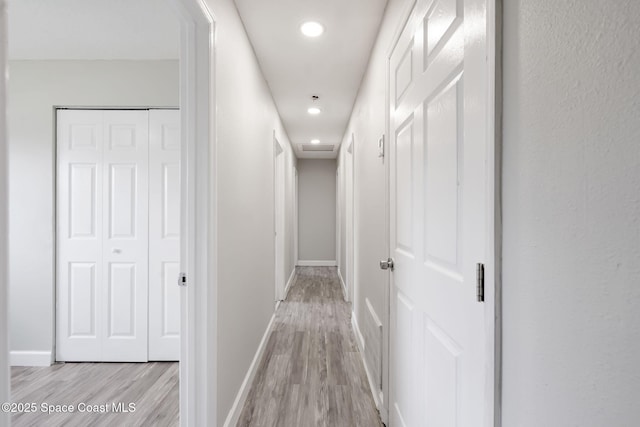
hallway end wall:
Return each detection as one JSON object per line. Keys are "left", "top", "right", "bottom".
{"left": 202, "top": 0, "right": 296, "bottom": 423}
{"left": 7, "top": 60, "right": 179, "bottom": 364}
{"left": 297, "top": 159, "right": 337, "bottom": 264}
{"left": 502, "top": 0, "right": 640, "bottom": 425}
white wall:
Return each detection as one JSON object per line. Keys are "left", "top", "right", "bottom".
{"left": 201, "top": 0, "right": 295, "bottom": 423}
{"left": 0, "top": 0, "right": 10, "bottom": 420}
{"left": 7, "top": 60, "right": 179, "bottom": 363}
{"left": 297, "top": 159, "right": 337, "bottom": 263}
{"left": 502, "top": 0, "right": 640, "bottom": 425}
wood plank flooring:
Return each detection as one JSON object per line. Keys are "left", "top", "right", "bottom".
{"left": 237, "top": 266, "right": 382, "bottom": 427}
{"left": 10, "top": 361, "right": 178, "bottom": 426}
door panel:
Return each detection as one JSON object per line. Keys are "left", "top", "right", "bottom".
{"left": 102, "top": 110, "right": 149, "bottom": 362}
{"left": 108, "top": 263, "right": 136, "bottom": 337}
{"left": 389, "top": 0, "right": 491, "bottom": 425}
{"left": 148, "top": 109, "right": 181, "bottom": 360}
{"left": 58, "top": 109, "right": 150, "bottom": 362}
{"left": 57, "top": 110, "right": 103, "bottom": 361}
{"left": 69, "top": 164, "right": 97, "bottom": 238}
{"left": 68, "top": 262, "right": 97, "bottom": 337}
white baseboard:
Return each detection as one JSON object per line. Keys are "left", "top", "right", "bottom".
{"left": 297, "top": 260, "right": 337, "bottom": 267}
{"left": 223, "top": 310, "right": 278, "bottom": 427}
{"left": 10, "top": 351, "right": 52, "bottom": 367}
{"left": 351, "top": 314, "right": 383, "bottom": 410}
{"left": 337, "top": 269, "right": 347, "bottom": 301}
{"left": 283, "top": 268, "right": 296, "bottom": 299}
{"left": 351, "top": 312, "right": 365, "bottom": 353}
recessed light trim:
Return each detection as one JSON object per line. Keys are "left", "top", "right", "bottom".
{"left": 311, "top": 139, "right": 320, "bottom": 144}
{"left": 300, "top": 21, "right": 324, "bottom": 37}
{"left": 307, "top": 107, "right": 322, "bottom": 115}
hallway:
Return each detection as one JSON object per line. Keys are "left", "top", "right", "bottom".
{"left": 237, "top": 267, "right": 382, "bottom": 427}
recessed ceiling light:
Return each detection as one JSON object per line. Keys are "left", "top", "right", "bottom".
{"left": 300, "top": 21, "right": 324, "bottom": 37}
{"left": 307, "top": 107, "right": 322, "bottom": 115}
{"left": 311, "top": 139, "right": 320, "bottom": 144}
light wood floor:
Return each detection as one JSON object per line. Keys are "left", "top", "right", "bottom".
{"left": 237, "top": 266, "right": 382, "bottom": 427}
{"left": 11, "top": 361, "right": 178, "bottom": 426}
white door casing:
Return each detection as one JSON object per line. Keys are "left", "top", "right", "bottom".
{"left": 149, "top": 109, "right": 181, "bottom": 361}
{"left": 274, "top": 137, "right": 285, "bottom": 301}
{"left": 336, "top": 167, "right": 341, "bottom": 279}
{"left": 0, "top": 3, "right": 8, "bottom": 420}
{"left": 294, "top": 168, "right": 299, "bottom": 266}
{"left": 388, "top": 0, "right": 494, "bottom": 425}
{"left": 346, "top": 135, "right": 355, "bottom": 304}
{"left": 57, "top": 109, "right": 150, "bottom": 362}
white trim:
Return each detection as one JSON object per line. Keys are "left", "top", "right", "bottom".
{"left": 10, "top": 351, "right": 52, "bottom": 367}
{"left": 168, "top": 0, "right": 217, "bottom": 425}
{"left": 351, "top": 312, "right": 365, "bottom": 354}
{"left": 297, "top": 260, "right": 337, "bottom": 267}
{"left": 0, "top": 2, "right": 8, "bottom": 423}
{"left": 337, "top": 269, "right": 347, "bottom": 301}
{"left": 351, "top": 313, "right": 383, "bottom": 410}
{"left": 283, "top": 267, "right": 297, "bottom": 300}
{"left": 223, "top": 311, "right": 278, "bottom": 427}
{"left": 293, "top": 168, "right": 299, "bottom": 267}
{"left": 487, "top": 0, "right": 501, "bottom": 425}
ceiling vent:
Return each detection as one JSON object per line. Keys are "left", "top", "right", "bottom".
{"left": 301, "top": 144, "right": 335, "bottom": 152}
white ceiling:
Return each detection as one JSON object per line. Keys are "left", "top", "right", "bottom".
{"left": 8, "top": 0, "right": 387, "bottom": 159}
{"left": 8, "top": 0, "right": 179, "bottom": 60}
{"left": 234, "top": 0, "right": 388, "bottom": 158}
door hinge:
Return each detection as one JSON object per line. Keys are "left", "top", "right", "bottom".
{"left": 476, "top": 263, "right": 484, "bottom": 302}
{"left": 178, "top": 272, "right": 187, "bottom": 287}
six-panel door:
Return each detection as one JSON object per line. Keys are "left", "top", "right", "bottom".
{"left": 389, "top": 0, "right": 490, "bottom": 424}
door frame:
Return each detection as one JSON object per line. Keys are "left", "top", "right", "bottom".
{"left": 293, "top": 167, "right": 299, "bottom": 266}
{"left": 336, "top": 166, "right": 340, "bottom": 279}
{"left": 346, "top": 134, "right": 355, "bottom": 305}
{"left": 273, "top": 134, "right": 285, "bottom": 301}
{"left": 168, "top": 0, "right": 217, "bottom": 425}
{"left": 0, "top": 0, "right": 218, "bottom": 425}
{"left": 382, "top": 0, "right": 502, "bottom": 425}
{"left": 0, "top": 1, "right": 9, "bottom": 423}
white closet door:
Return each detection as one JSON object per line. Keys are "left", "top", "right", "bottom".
{"left": 148, "top": 109, "right": 181, "bottom": 360}
{"left": 57, "top": 110, "right": 150, "bottom": 362}
{"left": 101, "top": 110, "right": 149, "bottom": 362}
{"left": 57, "top": 110, "right": 104, "bottom": 361}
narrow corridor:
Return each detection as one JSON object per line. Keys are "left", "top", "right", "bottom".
{"left": 237, "top": 267, "right": 382, "bottom": 427}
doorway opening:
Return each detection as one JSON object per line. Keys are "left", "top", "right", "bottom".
{"left": 4, "top": 0, "right": 216, "bottom": 424}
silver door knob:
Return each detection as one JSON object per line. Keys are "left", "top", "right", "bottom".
{"left": 380, "top": 258, "right": 394, "bottom": 271}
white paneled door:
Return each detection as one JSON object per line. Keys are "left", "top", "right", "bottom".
{"left": 148, "top": 110, "right": 181, "bottom": 360}
{"left": 57, "top": 109, "right": 180, "bottom": 362}
{"left": 388, "top": 0, "right": 493, "bottom": 425}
